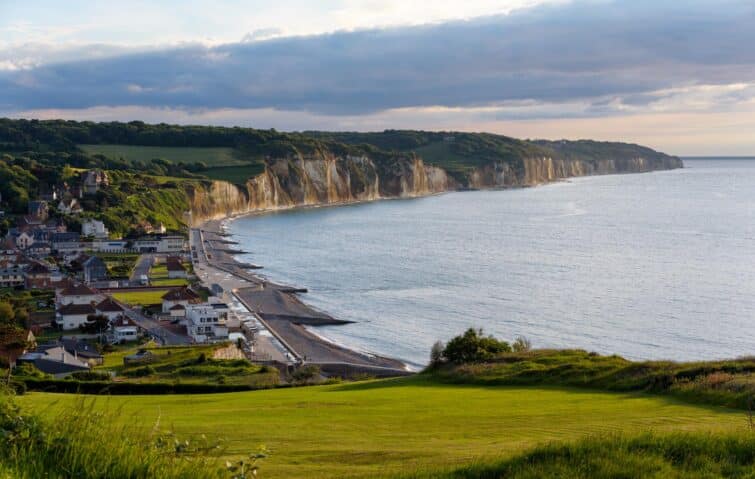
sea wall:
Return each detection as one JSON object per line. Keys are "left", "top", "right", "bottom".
{"left": 188, "top": 154, "right": 682, "bottom": 225}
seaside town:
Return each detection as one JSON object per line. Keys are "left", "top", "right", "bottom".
{"left": 0, "top": 168, "right": 406, "bottom": 382}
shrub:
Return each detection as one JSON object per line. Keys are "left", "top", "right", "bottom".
{"left": 69, "top": 371, "right": 112, "bottom": 382}
{"left": 442, "top": 328, "right": 511, "bottom": 363}
{"left": 123, "top": 366, "right": 156, "bottom": 378}
{"left": 291, "top": 365, "right": 320, "bottom": 383}
{"left": 429, "top": 340, "right": 445, "bottom": 366}
{"left": 512, "top": 336, "right": 532, "bottom": 353}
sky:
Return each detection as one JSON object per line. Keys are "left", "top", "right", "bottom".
{"left": 1, "top": 0, "right": 754, "bottom": 155}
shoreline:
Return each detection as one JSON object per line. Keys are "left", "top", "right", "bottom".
{"left": 195, "top": 218, "right": 411, "bottom": 376}
{"left": 195, "top": 166, "right": 686, "bottom": 372}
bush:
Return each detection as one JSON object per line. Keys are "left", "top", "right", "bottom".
{"left": 291, "top": 365, "right": 320, "bottom": 383}
{"left": 123, "top": 366, "right": 156, "bottom": 378}
{"left": 512, "top": 336, "right": 532, "bottom": 353}
{"left": 69, "top": 371, "right": 112, "bottom": 381}
{"left": 442, "top": 328, "right": 511, "bottom": 363}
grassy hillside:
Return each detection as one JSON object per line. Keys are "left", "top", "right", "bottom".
{"left": 20, "top": 376, "right": 745, "bottom": 478}
{"left": 427, "top": 349, "right": 755, "bottom": 410}
{"left": 408, "top": 433, "right": 755, "bottom": 479}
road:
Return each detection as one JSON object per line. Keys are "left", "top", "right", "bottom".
{"left": 129, "top": 254, "right": 154, "bottom": 283}
{"left": 115, "top": 299, "right": 191, "bottom": 346}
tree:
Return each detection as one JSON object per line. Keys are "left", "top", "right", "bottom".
{"left": 512, "top": 336, "right": 532, "bottom": 353}
{"left": 442, "top": 328, "right": 511, "bottom": 363}
{"left": 0, "top": 303, "right": 15, "bottom": 325}
{"left": 430, "top": 340, "right": 445, "bottom": 366}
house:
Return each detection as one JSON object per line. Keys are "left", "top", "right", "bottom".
{"left": 58, "top": 283, "right": 100, "bottom": 305}
{"left": 91, "top": 239, "right": 130, "bottom": 253}
{"left": 95, "top": 297, "right": 125, "bottom": 320}
{"left": 166, "top": 256, "right": 187, "bottom": 278}
{"left": 168, "top": 303, "right": 186, "bottom": 318}
{"left": 27, "top": 242, "right": 52, "bottom": 257}
{"left": 55, "top": 303, "right": 96, "bottom": 330}
{"left": 17, "top": 345, "right": 90, "bottom": 377}
{"left": 15, "top": 231, "right": 34, "bottom": 250}
{"left": 59, "top": 338, "right": 104, "bottom": 365}
{"left": 110, "top": 316, "right": 140, "bottom": 344}
{"left": 0, "top": 327, "right": 36, "bottom": 368}
{"left": 134, "top": 235, "right": 185, "bottom": 253}
{"left": 81, "top": 170, "right": 109, "bottom": 195}
{"left": 161, "top": 287, "right": 201, "bottom": 313}
{"left": 57, "top": 198, "right": 83, "bottom": 215}
{"left": 0, "top": 266, "right": 25, "bottom": 288}
{"left": 82, "top": 256, "right": 107, "bottom": 283}
{"left": 27, "top": 200, "right": 49, "bottom": 221}
{"left": 24, "top": 262, "right": 51, "bottom": 288}
{"left": 0, "top": 237, "right": 16, "bottom": 255}
{"left": 81, "top": 219, "right": 109, "bottom": 239}
{"left": 184, "top": 302, "right": 229, "bottom": 343}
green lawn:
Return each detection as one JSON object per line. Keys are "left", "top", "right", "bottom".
{"left": 20, "top": 377, "right": 745, "bottom": 479}
{"left": 80, "top": 144, "right": 246, "bottom": 166}
{"left": 111, "top": 290, "right": 169, "bottom": 306}
{"left": 149, "top": 263, "right": 189, "bottom": 287}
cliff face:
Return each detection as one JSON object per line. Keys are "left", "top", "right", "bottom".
{"left": 188, "top": 153, "right": 683, "bottom": 225}
{"left": 188, "top": 154, "right": 454, "bottom": 225}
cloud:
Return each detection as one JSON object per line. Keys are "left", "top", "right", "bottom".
{"left": 0, "top": 0, "right": 754, "bottom": 117}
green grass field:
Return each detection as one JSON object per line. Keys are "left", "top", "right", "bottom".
{"left": 201, "top": 164, "right": 265, "bottom": 184}
{"left": 111, "top": 289, "right": 169, "bottom": 306}
{"left": 149, "top": 263, "right": 189, "bottom": 287}
{"left": 20, "top": 377, "right": 746, "bottom": 478}
{"left": 80, "top": 144, "right": 245, "bottom": 166}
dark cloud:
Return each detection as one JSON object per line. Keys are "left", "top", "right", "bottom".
{"left": 1, "top": 0, "right": 754, "bottom": 115}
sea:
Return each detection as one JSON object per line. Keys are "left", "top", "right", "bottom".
{"left": 230, "top": 158, "right": 755, "bottom": 368}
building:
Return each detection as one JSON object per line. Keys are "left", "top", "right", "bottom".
{"left": 110, "top": 317, "right": 140, "bottom": 344}
{"left": 161, "top": 287, "right": 201, "bottom": 313}
{"left": 168, "top": 303, "right": 186, "bottom": 318}
{"left": 57, "top": 198, "right": 83, "bottom": 215}
{"left": 166, "top": 256, "right": 188, "bottom": 278}
{"left": 24, "top": 262, "right": 51, "bottom": 288}
{"left": 95, "top": 297, "right": 125, "bottom": 320}
{"left": 134, "top": 235, "right": 185, "bottom": 253}
{"left": 15, "top": 232, "right": 33, "bottom": 250}
{"left": 0, "top": 266, "right": 25, "bottom": 288}
{"left": 27, "top": 242, "right": 52, "bottom": 257}
{"left": 55, "top": 303, "right": 96, "bottom": 330}
{"left": 0, "top": 237, "right": 16, "bottom": 255}
{"left": 82, "top": 256, "right": 108, "bottom": 283}
{"left": 59, "top": 338, "right": 104, "bottom": 365}
{"left": 81, "top": 219, "right": 109, "bottom": 239}
{"left": 58, "top": 283, "right": 100, "bottom": 305}
{"left": 17, "top": 345, "right": 90, "bottom": 377}
{"left": 91, "top": 239, "right": 130, "bottom": 253}
{"left": 27, "top": 200, "right": 49, "bottom": 221}
{"left": 184, "top": 302, "right": 229, "bottom": 343}
{"left": 81, "top": 170, "right": 109, "bottom": 195}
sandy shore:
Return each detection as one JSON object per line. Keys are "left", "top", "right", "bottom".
{"left": 197, "top": 218, "right": 409, "bottom": 376}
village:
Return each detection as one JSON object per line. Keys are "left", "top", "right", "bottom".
{"left": 0, "top": 169, "right": 291, "bottom": 381}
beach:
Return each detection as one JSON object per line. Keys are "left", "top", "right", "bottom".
{"left": 191, "top": 218, "right": 409, "bottom": 377}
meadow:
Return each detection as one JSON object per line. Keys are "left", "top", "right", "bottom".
{"left": 79, "top": 144, "right": 245, "bottom": 166}
{"left": 20, "top": 376, "right": 746, "bottom": 479}
{"left": 111, "top": 289, "right": 170, "bottom": 306}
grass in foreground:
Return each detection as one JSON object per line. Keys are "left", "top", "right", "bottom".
{"left": 405, "top": 432, "right": 755, "bottom": 479}
{"left": 20, "top": 376, "right": 746, "bottom": 478}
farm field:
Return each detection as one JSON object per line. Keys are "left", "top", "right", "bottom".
{"left": 79, "top": 144, "right": 245, "bottom": 166}
{"left": 20, "top": 377, "right": 745, "bottom": 479}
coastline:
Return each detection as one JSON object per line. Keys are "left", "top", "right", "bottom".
{"left": 195, "top": 217, "right": 411, "bottom": 377}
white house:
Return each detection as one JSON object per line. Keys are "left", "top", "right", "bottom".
{"left": 95, "top": 297, "right": 125, "bottom": 320}
{"left": 56, "top": 303, "right": 96, "bottom": 330}
{"left": 110, "top": 317, "right": 140, "bottom": 344}
{"left": 184, "top": 302, "right": 230, "bottom": 343}
{"left": 58, "top": 283, "right": 101, "bottom": 305}
{"left": 15, "top": 232, "right": 33, "bottom": 250}
{"left": 0, "top": 267, "right": 25, "bottom": 288}
{"left": 81, "top": 219, "right": 109, "bottom": 239}
{"left": 161, "top": 287, "right": 201, "bottom": 313}
{"left": 166, "top": 256, "right": 188, "bottom": 278}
